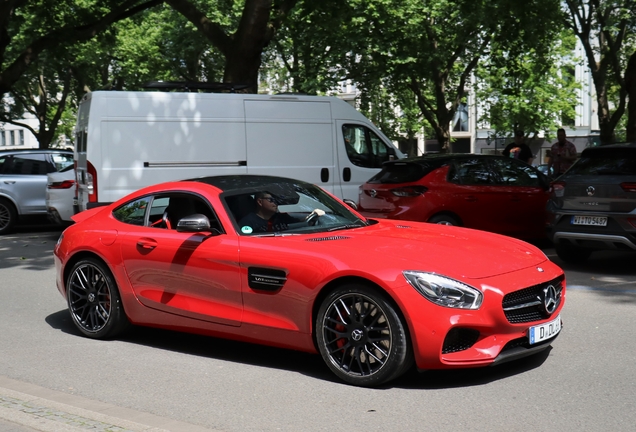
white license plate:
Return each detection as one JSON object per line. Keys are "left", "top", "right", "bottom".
{"left": 571, "top": 215, "right": 607, "bottom": 226}
{"left": 529, "top": 315, "right": 561, "bottom": 345}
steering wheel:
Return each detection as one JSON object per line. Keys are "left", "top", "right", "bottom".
{"left": 305, "top": 209, "right": 325, "bottom": 226}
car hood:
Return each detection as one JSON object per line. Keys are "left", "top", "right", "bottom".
{"left": 304, "top": 220, "right": 548, "bottom": 280}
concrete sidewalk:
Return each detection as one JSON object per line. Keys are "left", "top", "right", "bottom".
{"left": 0, "top": 376, "right": 215, "bottom": 432}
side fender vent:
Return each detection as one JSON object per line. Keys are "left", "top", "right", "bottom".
{"left": 248, "top": 267, "right": 287, "bottom": 291}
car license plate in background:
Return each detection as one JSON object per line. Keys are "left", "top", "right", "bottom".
{"left": 571, "top": 215, "right": 608, "bottom": 226}
{"left": 529, "top": 315, "right": 561, "bottom": 345}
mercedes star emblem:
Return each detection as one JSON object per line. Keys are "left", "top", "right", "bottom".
{"left": 586, "top": 186, "right": 596, "bottom": 196}
{"left": 351, "top": 329, "right": 364, "bottom": 341}
{"left": 370, "top": 189, "right": 377, "bottom": 198}
{"left": 542, "top": 285, "right": 558, "bottom": 314}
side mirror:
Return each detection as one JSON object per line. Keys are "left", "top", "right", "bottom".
{"left": 343, "top": 199, "right": 358, "bottom": 210}
{"left": 176, "top": 214, "right": 212, "bottom": 232}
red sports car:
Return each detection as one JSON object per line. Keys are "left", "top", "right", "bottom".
{"left": 358, "top": 154, "right": 551, "bottom": 239}
{"left": 54, "top": 175, "right": 565, "bottom": 387}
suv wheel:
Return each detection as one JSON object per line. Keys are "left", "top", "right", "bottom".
{"left": 0, "top": 198, "right": 17, "bottom": 235}
{"left": 555, "top": 242, "right": 592, "bottom": 264}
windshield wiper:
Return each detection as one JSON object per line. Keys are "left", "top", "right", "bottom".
{"left": 327, "top": 221, "right": 368, "bottom": 232}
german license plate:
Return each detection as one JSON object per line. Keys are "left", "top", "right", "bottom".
{"left": 571, "top": 215, "right": 607, "bottom": 226}
{"left": 529, "top": 315, "right": 561, "bottom": 344}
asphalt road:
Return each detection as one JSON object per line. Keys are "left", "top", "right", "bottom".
{"left": 1, "top": 227, "right": 635, "bottom": 432}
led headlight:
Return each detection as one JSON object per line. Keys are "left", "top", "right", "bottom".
{"left": 403, "top": 271, "right": 483, "bottom": 309}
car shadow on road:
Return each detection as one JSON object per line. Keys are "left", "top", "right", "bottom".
{"left": 46, "top": 308, "right": 552, "bottom": 389}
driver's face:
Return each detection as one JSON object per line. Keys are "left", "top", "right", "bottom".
{"left": 259, "top": 195, "right": 278, "bottom": 211}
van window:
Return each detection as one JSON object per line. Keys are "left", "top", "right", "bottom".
{"left": 342, "top": 125, "right": 391, "bottom": 168}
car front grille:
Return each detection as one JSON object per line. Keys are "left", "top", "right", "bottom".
{"left": 441, "top": 328, "right": 480, "bottom": 354}
{"left": 502, "top": 276, "right": 564, "bottom": 324}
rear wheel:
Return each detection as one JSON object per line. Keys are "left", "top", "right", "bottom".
{"left": 428, "top": 213, "right": 460, "bottom": 226}
{"left": 0, "top": 198, "right": 17, "bottom": 235}
{"left": 555, "top": 243, "right": 592, "bottom": 264}
{"left": 66, "top": 258, "right": 129, "bottom": 339}
{"left": 316, "top": 284, "right": 412, "bottom": 387}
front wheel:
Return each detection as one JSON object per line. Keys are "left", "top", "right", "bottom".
{"left": 316, "top": 285, "right": 412, "bottom": 387}
{"left": 66, "top": 258, "right": 129, "bottom": 339}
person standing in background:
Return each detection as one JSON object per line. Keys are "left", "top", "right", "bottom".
{"left": 502, "top": 130, "right": 533, "bottom": 164}
{"left": 547, "top": 128, "right": 577, "bottom": 177}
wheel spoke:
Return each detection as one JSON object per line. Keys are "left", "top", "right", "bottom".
{"left": 68, "top": 263, "right": 112, "bottom": 333}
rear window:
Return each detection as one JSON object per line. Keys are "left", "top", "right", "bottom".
{"left": 568, "top": 149, "right": 636, "bottom": 175}
{"left": 367, "top": 162, "right": 432, "bottom": 184}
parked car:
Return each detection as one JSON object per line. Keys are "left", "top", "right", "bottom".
{"left": 357, "top": 154, "right": 550, "bottom": 240}
{"left": 46, "top": 165, "right": 76, "bottom": 225}
{"left": 537, "top": 164, "right": 555, "bottom": 177}
{"left": 0, "top": 148, "right": 74, "bottom": 234}
{"left": 55, "top": 175, "right": 565, "bottom": 387}
{"left": 546, "top": 142, "right": 636, "bottom": 263}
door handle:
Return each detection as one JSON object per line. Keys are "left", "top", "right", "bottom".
{"left": 136, "top": 238, "right": 157, "bottom": 250}
{"left": 3, "top": 181, "right": 16, "bottom": 184}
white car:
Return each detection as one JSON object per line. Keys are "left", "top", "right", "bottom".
{"left": 46, "top": 165, "right": 76, "bottom": 224}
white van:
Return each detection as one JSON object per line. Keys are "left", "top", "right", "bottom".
{"left": 74, "top": 91, "right": 403, "bottom": 211}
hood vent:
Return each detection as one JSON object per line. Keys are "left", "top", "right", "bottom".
{"left": 396, "top": 225, "right": 413, "bottom": 229}
{"left": 306, "top": 235, "right": 351, "bottom": 242}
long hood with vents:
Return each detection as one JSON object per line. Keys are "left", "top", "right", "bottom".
{"left": 246, "top": 220, "right": 549, "bottom": 280}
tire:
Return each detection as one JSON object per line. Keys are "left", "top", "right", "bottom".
{"left": 66, "top": 258, "right": 129, "bottom": 339}
{"left": 0, "top": 198, "right": 17, "bottom": 235}
{"left": 555, "top": 243, "right": 592, "bottom": 264}
{"left": 316, "top": 284, "right": 412, "bottom": 387}
{"left": 428, "top": 213, "right": 460, "bottom": 226}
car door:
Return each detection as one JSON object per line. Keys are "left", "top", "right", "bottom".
{"left": 0, "top": 153, "right": 52, "bottom": 215}
{"left": 446, "top": 157, "right": 505, "bottom": 233}
{"left": 117, "top": 193, "right": 243, "bottom": 326}
{"left": 489, "top": 158, "right": 549, "bottom": 238}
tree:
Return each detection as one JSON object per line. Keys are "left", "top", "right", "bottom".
{"left": 165, "top": 0, "right": 300, "bottom": 93}
{"left": 563, "top": 0, "right": 636, "bottom": 144}
{"left": 475, "top": 29, "right": 581, "bottom": 141}
{"left": 0, "top": 0, "right": 163, "bottom": 98}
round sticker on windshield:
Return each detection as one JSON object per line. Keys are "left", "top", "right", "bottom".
{"left": 241, "top": 226, "right": 253, "bottom": 234}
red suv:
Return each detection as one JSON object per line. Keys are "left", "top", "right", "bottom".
{"left": 358, "top": 154, "right": 551, "bottom": 240}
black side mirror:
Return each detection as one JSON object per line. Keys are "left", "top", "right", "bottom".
{"left": 176, "top": 214, "right": 212, "bottom": 232}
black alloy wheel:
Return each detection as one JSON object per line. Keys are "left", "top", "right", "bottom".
{"left": 0, "top": 198, "right": 17, "bottom": 235}
{"left": 66, "top": 258, "right": 129, "bottom": 339}
{"left": 316, "top": 285, "right": 412, "bottom": 387}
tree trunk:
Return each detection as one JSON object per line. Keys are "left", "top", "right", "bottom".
{"left": 626, "top": 51, "right": 636, "bottom": 142}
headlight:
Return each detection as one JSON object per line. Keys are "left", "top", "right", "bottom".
{"left": 403, "top": 271, "right": 483, "bottom": 309}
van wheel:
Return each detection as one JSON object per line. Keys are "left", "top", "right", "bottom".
{"left": 428, "top": 214, "right": 460, "bottom": 226}
{"left": 0, "top": 198, "right": 17, "bottom": 235}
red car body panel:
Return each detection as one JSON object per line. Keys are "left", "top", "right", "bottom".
{"left": 358, "top": 161, "right": 550, "bottom": 239}
{"left": 54, "top": 179, "right": 565, "bottom": 371}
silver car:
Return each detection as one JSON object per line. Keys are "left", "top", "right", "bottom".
{"left": 0, "top": 149, "right": 74, "bottom": 234}
{"left": 546, "top": 142, "right": 636, "bottom": 263}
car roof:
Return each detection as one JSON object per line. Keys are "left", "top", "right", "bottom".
{"left": 580, "top": 142, "right": 636, "bottom": 157}
{"left": 188, "top": 175, "right": 313, "bottom": 194}
{"left": 0, "top": 148, "right": 72, "bottom": 155}
{"left": 383, "top": 153, "right": 510, "bottom": 167}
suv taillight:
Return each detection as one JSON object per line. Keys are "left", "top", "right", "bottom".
{"left": 620, "top": 182, "right": 636, "bottom": 193}
{"left": 391, "top": 186, "right": 428, "bottom": 197}
{"left": 550, "top": 181, "right": 566, "bottom": 197}
{"left": 47, "top": 180, "right": 75, "bottom": 189}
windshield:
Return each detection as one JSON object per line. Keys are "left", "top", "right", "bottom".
{"left": 224, "top": 182, "right": 367, "bottom": 236}
{"left": 568, "top": 151, "right": 636, "bottom": 176}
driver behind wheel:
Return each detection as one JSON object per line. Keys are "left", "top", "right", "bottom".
{"left": 238, "top": 192, "right": 300, "bottom": 233}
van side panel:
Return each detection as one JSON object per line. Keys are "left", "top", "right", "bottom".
{"left": 91, "top": 93, "right": 248, "bottom": 204}
{"left": 244, "top": 100, "right": 335, "bottom": 194}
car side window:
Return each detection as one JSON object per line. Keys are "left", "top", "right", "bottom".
{"left": 342, "top": 124, "right": 391, "bottom": 168}
{"left": 0, "top": 156, "right": 7, "bottom": 173}
{"left": 112, "top": 197, "right": 150, "bottom": 226}
{"left": 148, "top": 193, "right": 223, "bottom": 232}
{"left": 5, "top": 153, "right": 49, "bottom": 175}
{"left": 449, "top": 159, "right": 496, "bottom": 185}
{"left": 490, "top": 158, "right": 541, "bottom": 187}
{"left": 51, "top": 153, "right": 74, "bottom": 172}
